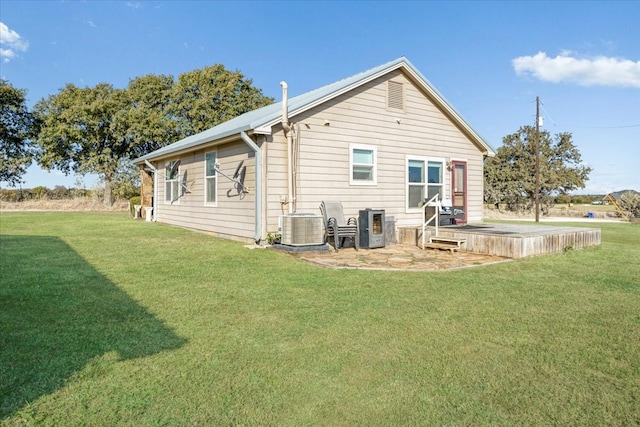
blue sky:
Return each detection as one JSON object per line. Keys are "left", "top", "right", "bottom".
{"left": 2, "top": 0, "right": 639, "bottom": 194}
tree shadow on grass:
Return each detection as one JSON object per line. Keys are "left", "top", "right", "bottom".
{"left": 0, "top": 235, "right": 187, "bottom": 419}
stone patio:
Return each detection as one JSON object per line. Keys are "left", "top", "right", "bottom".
{"left": 273, "top": 222, "right": 602, "bottom": 270}
{"left": 285, "top": 244, "right": 510, "bottom": 271}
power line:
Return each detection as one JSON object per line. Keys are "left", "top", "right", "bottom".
{"left": 571, "top": 123, "right": 640, "bottom": 129}
{"left": 536, "top": 99, "right": 640, "bottom": 129}
{"left": 539, "top": 101, "right": 557, "bottom": 126}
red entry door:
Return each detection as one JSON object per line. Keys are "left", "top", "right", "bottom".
{"left": 451, "top": 161, "right": 467, "bottom": 224}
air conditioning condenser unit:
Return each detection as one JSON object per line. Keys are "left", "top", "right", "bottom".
{"left": 280, "top": 214, "right": 325, "bottom": 246}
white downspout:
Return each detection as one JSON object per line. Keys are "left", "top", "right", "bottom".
{"left": 240, "top": 131, "right": 262, "bottom": 243}
{"left": 144, "top": 160, "right": 157, "bottom": 222}
{"left": 280, "top": 81, "right": 293, "bottom": 214}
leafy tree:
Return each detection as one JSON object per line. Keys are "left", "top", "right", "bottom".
{"left": 32, "top": 64, "right": 273, "bottom": 204}
{"left": 171, "top": 64, "right": 273, "bottom": 137}
{"left": 113, "top": 74, "right": 179, "bottom": 159}
{"left": 34, "top": 83, "right": 126, "bottom": 205}
{"left": 108, "top": 159, "right": 140, "bottom": 200}
{"left": 484, "top": 125, "right": 592, "bottom": 212}
{"left": 0, "top": 80, "right": 37, "bottom": 187}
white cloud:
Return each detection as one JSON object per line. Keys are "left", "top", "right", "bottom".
{"left": 126, "top": 2, "right": 142, "bottom": 9}
{"left": 513, "top": 51, "right": 640, "bottom": 88}
{"left": 0, "top": 22, "right": 29, "bottom": 62}
{"left": 1, "top": 48, "right": 15, "bottom": 62}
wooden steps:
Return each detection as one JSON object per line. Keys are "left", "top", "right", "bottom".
{"left": 422, "top": 237, "right": 466, "bottom": 253}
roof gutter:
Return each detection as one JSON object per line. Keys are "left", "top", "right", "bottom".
{"left": 134, "top": 132, "right": 247, "bottom": 165}
{"left": 240, "top": 131, "right": 262, "bottom": 243}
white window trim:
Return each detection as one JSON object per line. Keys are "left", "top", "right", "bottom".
{"left": 164, "top": 160, "right": 180, "bottom": 205}
{"left": 204, "top": 150, "right": 218, "bottom": 206}
{"left": 405, "top": 155, "right": 446, "bottom": 213}
{"left": 350, "top": 143, "right": 377, "bottom": 186}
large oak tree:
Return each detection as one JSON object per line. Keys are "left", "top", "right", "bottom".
{"left": 113, "top": 74, "right": 179, "bottom": 159}
{"left": 171, "top": 64, "right": 273, "bottom": 137}
{"left": 34, "top": 83, "right": 126, "bottom": 206}
{"left": 33, "top": 64, "right": 273, "bottom": 205}
{"left": 484, "top": 125, "right": 592, "bottom": 212}
{"left": 0, "top": 80, "right": 37, "bottom": 187}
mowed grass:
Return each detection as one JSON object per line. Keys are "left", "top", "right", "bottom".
{"left": 1, "top": 212, "right": 639, "bottom": 426}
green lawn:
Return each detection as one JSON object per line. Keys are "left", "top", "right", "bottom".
{"left": 1, "top": 212, "right": 639, "bottom": 426}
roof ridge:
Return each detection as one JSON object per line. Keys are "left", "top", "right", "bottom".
{"left": 285, "top": 56, "right": 408, "bottom": 103}
{"left": 134, "top": 56, "right": 496, "bottom": 163}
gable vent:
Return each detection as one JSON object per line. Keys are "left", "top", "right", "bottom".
{"left": 387, "top": 81, "right": 404, "bottom": 110}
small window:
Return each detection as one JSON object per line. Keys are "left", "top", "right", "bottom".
{"left": 387, "top": 81, "right": 404, "bottom": 111}
{"left": 204, "top": 151, "right": 217, "bottom": 205}
{"left": 350, "top": 144, "right": 377, "bottom": 185}
{"left": 165, "top": 160, "right": 180, "bottom": 203}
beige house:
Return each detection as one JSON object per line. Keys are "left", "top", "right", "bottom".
{"left": 134, "top": 57, "right": 495, "bottom": 244}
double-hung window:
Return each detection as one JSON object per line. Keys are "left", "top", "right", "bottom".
{"left": 407, "top": 159, "right": 425, "bottom": 209}
{"left": 165, "top": 160, "right": 180, "bottom": 203}
{"left": 204, "top": 151, "right": 217, "bottom": 205}
{"left": 350, "top": 144, "right": 377, "bottom": 185}
{"left": 427, "top": 160, "right": 444, "bottom": 201}
{"left": 407, "top": 157, "right": 444, "bottom": 210}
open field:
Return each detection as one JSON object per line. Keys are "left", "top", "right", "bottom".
{"left": 1, "top": 212, "right": 639, "bottom": 426}
{"left": 0, "top": 198, "right": 129, "bottom": 212}
{"left": 485, "top": 204, "right": 620, "bottom": 221}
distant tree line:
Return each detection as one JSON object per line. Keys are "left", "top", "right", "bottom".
{"left": 1, "top": 65, "right": 274, "bottom": 205}
{"left": 554, "top": 194, "right": 605, "bottom": 205}
{"left": 0, "top": 186, "right": 91, "bottom": 202}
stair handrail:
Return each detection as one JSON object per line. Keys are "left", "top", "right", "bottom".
{"left": 421, "top": 193, "right": 440, "bottom": 249}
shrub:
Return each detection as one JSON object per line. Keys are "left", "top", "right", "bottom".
{"left": 31, "top": 186, "right": 51, "bottom": 199}
{"left": 51, "top": 185, "right": 69, "bottom": 200}
{"left": 618, "top": 191, "right": 640, "bottom": 218}
{"left": 0, "top": 189, "right": 19, "bottom": 202}
{"left": 70, "top": 187, "right": 90, "bottom": 198}
{"left": 129, "top": 196, "right": 141, "bottom": 217}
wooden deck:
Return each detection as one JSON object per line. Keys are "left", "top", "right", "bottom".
{"left": 398, "top": 223, "right": 601, "bottom": 259}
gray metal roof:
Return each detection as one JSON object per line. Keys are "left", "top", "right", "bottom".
{"left": 606, "top": 189, "right": 639, "bottom": 200}
{"left": 135, "top": 57, "right": 495, "bottom": 163}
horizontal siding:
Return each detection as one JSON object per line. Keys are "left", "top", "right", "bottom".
{"left": 154, "top": 68, "right": 489, "bottom": 242}
{"left": 155, "top": 140, "right": 257, "bottom": 241}
{"left": 264, "top": 128, "right": 289, "bottom": 234}
{"left": 275, "top": 70, "right": 485, "bottom": 230}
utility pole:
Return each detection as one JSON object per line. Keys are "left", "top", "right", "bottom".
{"left": 535, "top": 96, "right": 540, "bottom": 223}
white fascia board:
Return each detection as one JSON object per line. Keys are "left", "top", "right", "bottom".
{"left": 253, "top": 125, "right": 272, "bottom": 135}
